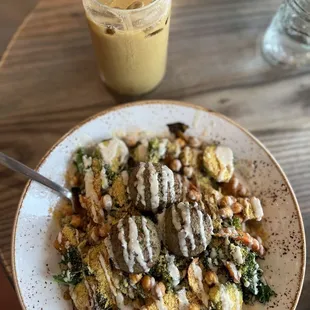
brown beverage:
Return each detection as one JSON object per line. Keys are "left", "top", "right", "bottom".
{"left": 83, "top": 0, "right": 171, "bottom": 95}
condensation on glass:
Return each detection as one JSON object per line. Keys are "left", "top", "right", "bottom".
{"left": 82, "top": 0, "right": 171, "bottom": 96}
{"left": 262, "top": 0, "right": 310, "bottom": 67}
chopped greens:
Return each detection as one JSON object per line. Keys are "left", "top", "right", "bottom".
{"left": 74, "top": 148, "right": 86, "bottom": 174}
{"left": 257, "top": 281, "right": 276, "bottom": 304}
{"left": 149, "top": 254, "right": 174, "bottom": 292}
{"left": 53, "top": 247, "right": 85, "bottom": 286}
{"left": 96, "top": 293, "right": 113, "bottom": 310}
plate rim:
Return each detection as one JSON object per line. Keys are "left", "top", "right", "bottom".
{"left": 11, "top": 99, "right": 306, "bottom": 310}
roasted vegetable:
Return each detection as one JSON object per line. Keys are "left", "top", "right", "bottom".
{"left": 167, "top": 122, "right": 189, "bottom": 135}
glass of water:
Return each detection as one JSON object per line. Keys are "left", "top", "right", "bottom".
{"left": 262, "top": 0, "right": 310, "bottom": 67}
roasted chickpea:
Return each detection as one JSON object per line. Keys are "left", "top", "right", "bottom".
{"left": 204, "top": 270, "right": 219, "bottom": 286}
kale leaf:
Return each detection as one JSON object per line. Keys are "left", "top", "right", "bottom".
{"left": 53, "top": 247, "right": 85, "bottom": 286}
{"left": 167, "top": 122, "right": 189, "bottom": 135}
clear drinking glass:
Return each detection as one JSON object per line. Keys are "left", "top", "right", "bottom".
{"left": 82, "top": 0, "right": 171, "bottom": 96}
{"left": 262, "top": 0, "right": 310, "bottom": 67}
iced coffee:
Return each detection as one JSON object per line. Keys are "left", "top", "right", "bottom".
{"left": 83, "top": 0, "right": 171, "bottom": 95}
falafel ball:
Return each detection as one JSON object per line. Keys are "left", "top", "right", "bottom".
{"left": 160, "top": 202, "right": 213, "bottom": 257}
{"left": 129, "top": 162, "right": 182, "bottom": 213}
{"left": 107, "top": 215, "right": 161, "bottom": 273}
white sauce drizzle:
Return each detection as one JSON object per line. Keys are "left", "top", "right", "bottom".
{"left": 84, "top": 279, "right": 94, "bottom": 308}
{"left": 83, "top": 156, "right": 99, "bottom": 203}
{"left": 179, "top": 203, "right": 196, "bottom": 253}
{"left": 215, "top": 146, "right": 234, "bottom": 182}
{"left": 116, "top": 292, "right": 134, "bottom": 310}
{"left": 98, "top": 138, "right": 128, "bottom": 167}
{"left": 251, "top": 197, "right": 264, "bottom": 221}
{"left": 166, "top": 254, "right": 180, "bottom": 286}
{"left": 148, "top": 163, "right": 160, "bottom": 211}
{"left": 196, "top": 206, "right": 207, "bottom": 249}
{"left": 142, "top": 216, "right": 153, "bottom": 262}
{"left": 117, "top": 219, "right": 131, "bottom": 272}
{"left": 121, "top": 170, "right": 129, "bottom": 186}
{"left": 98, "top": 253, "right": 117, "bottom": 297}
{"left": 136, "top": 163, "right": 146, "bottom": 206}
{"left": 128, "top": 217, "right": 149, "bottom": 272}
{"left": 177, "top": 288, "right": 189, "bottom": 310}
{"left": 231, "top": 245, "right": 244, "bottom": 265}
{"left": 100, "top": 166, "right": 109, "bottom": 190}
{"left": 172, "top": 205, "right": 189, "bottom": 257}
{"left": 192, "top": 262, "right": 209, "bottom": 306}
{"left": 162, "top": 165, "right": 175, "bottom": 202}
{"left": 158, "top": 139, "right": 168, "bottom": 158}
{"left": 104, "top": 237, "right": 120, "bottom": 269}
{"left": 155, "top": 286, "right": 168, "bottom": 310}
{"left": 220, "top": 285, "right": 234, "bottom": 310}
{"left": 161, "top": 165, "right": 168, "bottom": 204}
{"left": 235, "top": 288, "right": 242, "bottom": 310}
{"left": 57, "top": 232, "right": 62, "bottom": 244}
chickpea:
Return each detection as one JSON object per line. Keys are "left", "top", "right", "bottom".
{"left": 169, "top": 159, "right": 182, "bottom": 172}
{"left": 187, "top": 189, "right": 201, "bottom": 202}
{"left": 141, "top": 275, "right": 153, "bottom": 292}
{"left": 70, "top": 215, "right": 82, "bottom": 228}
{"left": 154, "top": 282, "right": 166, "bottom": 299}
{"left": 101, "top": 194, "right": 113, "bottom": 211}
{"left": 183, "top": 166, "right": 194, "bottom": 178}
{"left": 124, "top": 135, "right": 138, "bottom": 148}
{"left": 219, "top": 196, "right": 236, "bottom": 208}
{"left": 231, "top": 202, "right": 243, "bottom": 214}
{"left": 180, "top": 146, "right": 192, "bottom": 166}
{"left": 218, "top": 207, "right": 233, "bottom": 219}
{"left": 188, "top": 136, "right": 202, "bottom": 148}
{"left": 129, "top": 273, "right": 143, "bottom": 285}
{"left": 98, "top": 224, "right": 111, "bottom": 238}
{"left": 204, "top": 270, "right": 219, "bottom": 286}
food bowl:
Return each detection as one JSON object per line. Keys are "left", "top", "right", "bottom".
{"left": 12, "top": 100, "right": 306, "bottom": 310}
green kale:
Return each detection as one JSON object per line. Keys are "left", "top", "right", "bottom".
{"left": 149, "top": 255, "right": 174, "bottom": 292}
{"left": 243, "top": 280, "right": 276, "bottom": 304}
{"left": 232, "top": 216, "right": 242, "bottom": 230}
{"left": 240, "top": 251, "right": 260, "bottom": 295}
{"left": 167, "top": 122, "right": 189, "bottom": 135}
{"left": 53, "top": 246, "right": 85, "bottom": 286}
{"left": 240, "top": 250, "right": 276, "bottom": 304}
{"left": 104, "top": 164, "right": 117, "bottom": 184}
{"left": 74, "top": 148, "right": 86, "bottom": 174}
{"left": 96, "top": 293, "right": 113, "bottom": 310}
{"left": 256, "top": 282, "right": 276, "bottom": 304}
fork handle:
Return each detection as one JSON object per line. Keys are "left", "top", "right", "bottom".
{"left": 0, "top": 152, "right": 72, "bottom": 201}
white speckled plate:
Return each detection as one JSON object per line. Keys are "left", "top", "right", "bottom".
{"left": 12, "top": 100, "right": 306, "bottom": 310}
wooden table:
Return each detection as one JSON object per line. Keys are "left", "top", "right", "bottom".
{"left": 0, "top": 0, "right": 309, "bottom": 308}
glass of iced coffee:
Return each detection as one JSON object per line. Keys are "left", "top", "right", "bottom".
{"left": 82, "top": 0, "right": 171, "bottom": 96}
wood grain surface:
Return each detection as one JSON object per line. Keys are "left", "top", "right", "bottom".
{"left": 0, "top": 0, "right": 309, "bottom": 308}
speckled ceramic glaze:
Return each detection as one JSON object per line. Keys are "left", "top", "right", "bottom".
{"left": 12, "top": 101, "right": 306, "bottom": 310}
